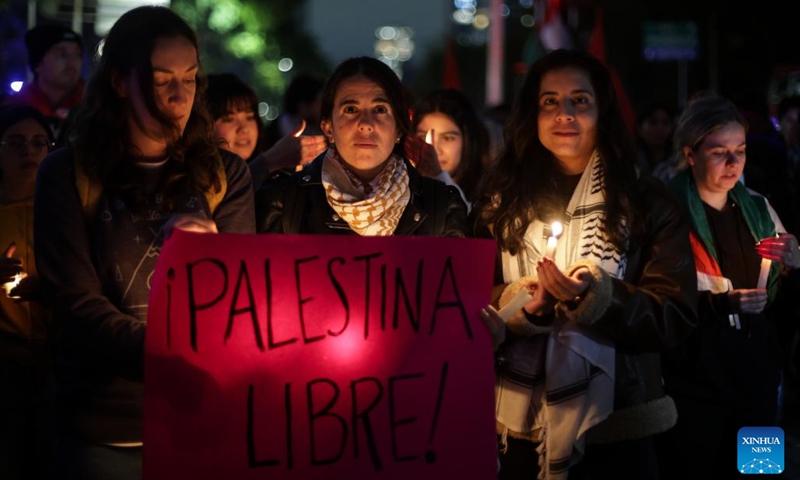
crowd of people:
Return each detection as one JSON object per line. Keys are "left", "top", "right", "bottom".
{"left": 2, "top": 5, "right": 800, "bottom": 480}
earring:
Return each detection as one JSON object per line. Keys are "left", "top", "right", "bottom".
{"left": 328, "top": 137, "right": 335, "bottom": 144}
{"left": 395, "top": 137, "right": 400, "bottom": 144}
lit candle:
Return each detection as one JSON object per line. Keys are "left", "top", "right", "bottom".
{"left": 3, "top": 272, "right": 26, "bottom": 299}
{"left": 425, "top": 129, "right": 434, "bottom": 145}
{"left": 294, "top": 120, "right": 307, "bottom": 172}
{"left": 544, "top": 221, "right": 563, "bottom": 259}
{"left": 757, "top": 258, "right": 771, "bottom": 290}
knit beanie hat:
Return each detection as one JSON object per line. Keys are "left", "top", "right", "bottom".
{"left": 24, "top": 24, "right": 83, "bottom": 72}
{"left": 0, "top": 105, "right": 54, "bottom": 144}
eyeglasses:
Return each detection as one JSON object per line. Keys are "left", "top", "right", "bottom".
{"left": 0, "top": 137, "right": 54, "bottom": 154}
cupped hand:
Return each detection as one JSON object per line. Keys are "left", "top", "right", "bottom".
{"left": 404, "top": 134, "right": 442, "bottom": 178}
{"left": 536, "top": 257, "right": 591, "bottom": 302}
{"left": 522, "top": 283, "right": 556, "bottom": 317}
{"left": 9, "top": 274, "right": 42, "bottom": 302}
{"left": 757, "top": 234, "right": 800, "bottom": 269}
{"left": 728, "top": 288, "right": 768, "bottom": 314}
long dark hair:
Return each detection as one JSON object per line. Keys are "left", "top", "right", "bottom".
{"left": 71, "top": 5, "right": 221, "bottom": 209}
{"left": 474, "top": 49, "right": 641, "bottom": 255}
{"left": 320, "top": 56, "right": 410, "bottom": 158}
{"left": 411, "top": 89, "right": 488, "bottom": 202}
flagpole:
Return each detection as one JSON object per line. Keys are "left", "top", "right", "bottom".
{"left": 27, "top": 0, "right": 37, "bottom": 83}
{"left": 485, "top": 0, "right": 505, "bottom": 108}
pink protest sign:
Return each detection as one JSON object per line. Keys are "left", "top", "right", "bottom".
{"left": 143, "top": 231, "right": 498, "bottom": 479}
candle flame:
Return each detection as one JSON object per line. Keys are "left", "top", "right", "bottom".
{"left": 425, "top": 129, "right": 433, "bottom": 145}
{"left": 293, "top": 119, "right": 306, "bottom": 138}
{"left": 3, "top": 272, "right": 26, "bottom": 298}
{"left": 551, "top": 221, "right": 563, "bottom": 238}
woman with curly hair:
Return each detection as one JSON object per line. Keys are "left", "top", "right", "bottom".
{"left": 475, "top": 49, "right": 697, "bottom": 479}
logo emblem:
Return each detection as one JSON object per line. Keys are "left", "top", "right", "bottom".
{"left": 738, "top": 426, "right": 784, "bottom": 474}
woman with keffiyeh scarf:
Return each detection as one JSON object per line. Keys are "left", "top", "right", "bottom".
{"left": 658, "top": 95, "right": 800, "bottom": 480}
{"left": 255, "top": 56, "right": 467, "bottom": 237}
{"left": 473, "top": 49, "right": 698, "bottom": 480}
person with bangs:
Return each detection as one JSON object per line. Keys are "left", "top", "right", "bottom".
{"left": 33, "top": 6, "right": 254, "bottom": 478}
{"left": 206, "top": 72, "right": 264, "bottom": 163}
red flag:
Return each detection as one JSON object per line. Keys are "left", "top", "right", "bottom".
{"left": 442, "top": 38, "right": 462, "bottom": 90}
{"left": 587, "top": 7, "right": 606, "bottom": 62}
{"left": 588, "top": 8, "right": 636, "bottom": 135}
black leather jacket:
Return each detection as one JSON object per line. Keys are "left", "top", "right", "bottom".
{"left": 598, "top": 176, "right": 698, "bottom": 410}
{"left": 255, "top": 155, "right": 467, "bottom": 237}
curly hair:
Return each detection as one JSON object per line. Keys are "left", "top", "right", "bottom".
{"left": 411, "top": 89, "right": 488, "bottom": 202}
{"left": 474, "top": 49, "right": 642, "bottom": 255}
{"left": 70, "top": 5, "right": 221, "bottom": 210}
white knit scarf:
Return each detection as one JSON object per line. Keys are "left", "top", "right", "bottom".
{"left": 321, "top": 149, "right": 411, "bottom": 236}
{"left": 497, "top": 151, "right": 625, "bottom": 479}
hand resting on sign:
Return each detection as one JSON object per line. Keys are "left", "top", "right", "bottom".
{"left": 164, "top": 214, "right": 218, "bottom": 239}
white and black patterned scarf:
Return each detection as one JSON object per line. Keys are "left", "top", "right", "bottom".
{"left": 497, "top": 151, "right": 626, "bottom": 479}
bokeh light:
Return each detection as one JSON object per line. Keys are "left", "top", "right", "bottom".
{"left": 278, "top": 58, "right": 294, "bottom": 72}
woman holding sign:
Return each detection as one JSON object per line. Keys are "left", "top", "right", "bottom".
{"left": 33, "top": 6, "right": 254, "bottom": 479}
{"left": 473, "top": 49, "right": 697, "bottom": 479}
{"left": 658, "top": 94, "right": 800, "bottom": 479}
{"left": 255, "top": 56, "right": 467, "bottom": 236}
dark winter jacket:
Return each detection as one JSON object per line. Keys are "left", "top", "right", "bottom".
{"left": 34, "top": 147, "right": 255, "bottom": 443}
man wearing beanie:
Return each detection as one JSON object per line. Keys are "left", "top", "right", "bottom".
{"left": 2, "top": 23, "right": 84, "bottom": 146}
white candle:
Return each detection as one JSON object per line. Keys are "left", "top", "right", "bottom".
{"left": 757, "top": 258, "right": 771, "bottom": 290}
{"left": 544, "top": 221, "right": 563, "bottom": 259}
{"left": 497, "top": 288, "right": 533, "bottom": 322}
{"left": 544, "top": 237, "right": 557, "bottom": 259}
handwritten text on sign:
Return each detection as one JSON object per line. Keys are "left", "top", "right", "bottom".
{"left": 143, "top": 231, "right": 498, "bottom": 479}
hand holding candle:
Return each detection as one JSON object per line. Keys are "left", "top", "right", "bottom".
{"left": 404, "top": 133, "right": 441, "bottom": 177}
{"left": 3, "top": 272, "right": 27, "bottom": 299}
{"left": 497, "top": 288, "right": 533, "bottom": 321}
{"left": 0, "top": 242, "right": 22, "bottom": 287}
{"left": 756, "top": 233, "right": 800, "bottom": 270}
{"left": 544, "top": 221, "right": 563, "bottom": 259}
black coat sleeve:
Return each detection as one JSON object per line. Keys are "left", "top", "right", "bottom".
{"left": 441, "top": 184, "right": 468, "bottom": 237}
{"left": 254, "top": 173, "right": 294, "bottom": 234}
{"left": 592, "top": 179, "right": 699, "bottom": 353}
